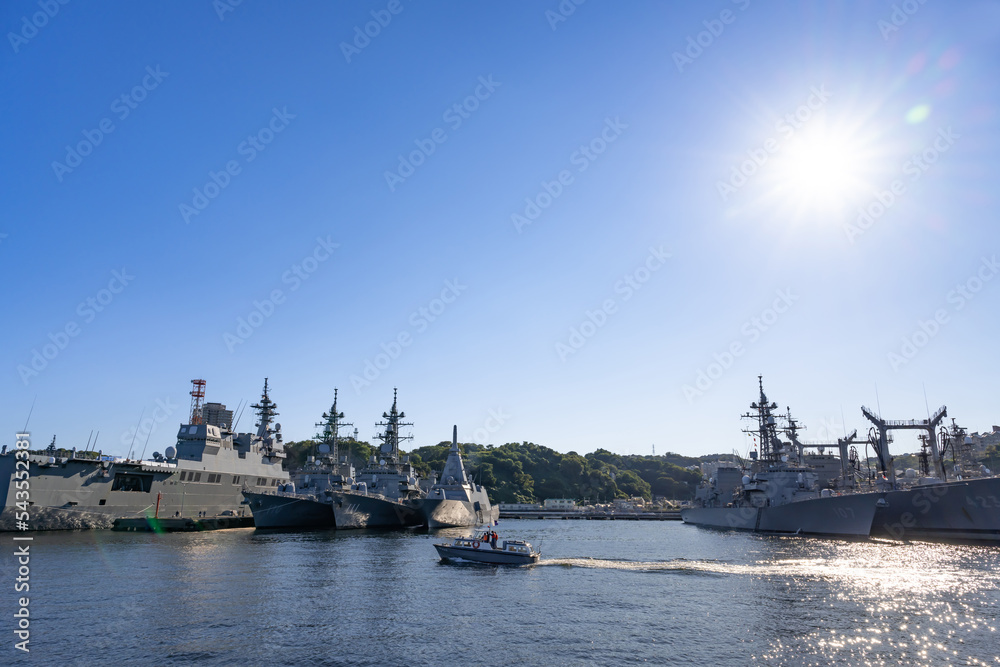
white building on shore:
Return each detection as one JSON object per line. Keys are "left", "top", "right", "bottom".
{"left": 543, "top": 498, "right": 579, "bottom": 511}
{"left": 498, "top": 502, "right": 542, "bottom": 511}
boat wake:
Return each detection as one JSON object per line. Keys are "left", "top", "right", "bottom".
{"left": 537, "top": 557, "right": 733, "bottom": 575}
{"left": 536, "top": 555, "right": 995, "bottom": 597}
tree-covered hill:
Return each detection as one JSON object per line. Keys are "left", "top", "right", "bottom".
{"left": 408, "top": 441, "right": 704, "bottom": 503}
{"left": 282, "top": 439, "right": 704, "bottom": 503}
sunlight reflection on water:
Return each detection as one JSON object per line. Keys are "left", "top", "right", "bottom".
{"left": 542, "top": 538, "right": 1000, "bottom": 666}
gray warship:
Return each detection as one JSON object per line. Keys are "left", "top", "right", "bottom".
{"left": 330, "top": 389, "right": 424, "bottom": 529}
{"left": 859, "top": 408, "right": 1000, "bottom": 543}
{"left": 0, "top": 379, "right": 289, "bottom": 531}
{"left": 243, "top": 389, "right": 356, "bottom": 529}
{"left": 778, "top": 399, "right": 1000, "bottom": 543}
{"left": 681, "top": 377, "right": 879, "bottom": 537}
{"left": 416, "top": 426, "right": 498, "bottom": 528}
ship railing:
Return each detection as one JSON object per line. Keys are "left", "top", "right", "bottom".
{"left": 883, "top": 418, "right": 931, "bottom": 427}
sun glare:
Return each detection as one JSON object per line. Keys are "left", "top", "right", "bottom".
{"left": 760, "top": 121, "right": 876, "bottom": 221}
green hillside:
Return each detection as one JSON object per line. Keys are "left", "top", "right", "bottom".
{"left": 283, "top": 439, "right": 703, "bottom": 503}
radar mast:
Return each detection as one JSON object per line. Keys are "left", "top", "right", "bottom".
{"left": 742, "top": 376, "right": 782, "bottom": 465}
{"left": 315, "top": 388, "right": 352, "bottom": 463}
{"left": 374, "top": 388, "right": 412, "bottom": 465}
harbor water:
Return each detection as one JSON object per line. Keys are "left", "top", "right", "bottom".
{"left": 3, "top": 520, "right": 999, "bottom": 665}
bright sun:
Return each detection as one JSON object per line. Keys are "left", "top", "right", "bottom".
{"left": 764, "top": 122, "right": 872, "bottom": 217}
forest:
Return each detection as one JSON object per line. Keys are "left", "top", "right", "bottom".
{"left": 284, "top": 437, "right": 706, "bottom": 503}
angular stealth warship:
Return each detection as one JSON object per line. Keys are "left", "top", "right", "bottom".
{"left": 681, "top": 377, "right": 879, "bottom": 537}
{"left": 243, "top": 389, "right": 356, "bottom": 529}
{"left": 0, "top": 379, "right": 290, "bottom": 531}
{"left": 330, "top": 389, "right": 424, "bottom": 529}
{"left": 415, "top": 426, "right": 498, "bottom": 528}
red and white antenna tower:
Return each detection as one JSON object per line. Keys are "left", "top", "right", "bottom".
{"left": 190, "top": 379, "right": 206, "bottom": 425}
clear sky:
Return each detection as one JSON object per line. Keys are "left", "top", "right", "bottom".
{"left": 4, "top": 1, "right": 999, "bottom": 459}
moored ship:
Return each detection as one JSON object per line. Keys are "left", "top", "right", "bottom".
{"left": 415, "top": 426, "right": 498, "bottom": 528}
{"left": 861, "top": 412, "right": 1000, "bottom": 543}
{"left": 330, "top": 389, "right": 424, "bottom": 529}
{"left": 681, "top": 377, "right": 879, "bottom": 537}
{"left": 0, "top": 379, "right": 289, "bottom": 531}
{"left": 243, "top": 389, "right": 356, "bottom": 529}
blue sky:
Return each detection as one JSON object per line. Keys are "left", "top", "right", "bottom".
{"left": 4, "top": 1, "right": 999, "bottom": 459}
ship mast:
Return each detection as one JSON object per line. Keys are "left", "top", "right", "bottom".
{"left": 374, "top": 388, "right": 412, "bottom": 465}
{"left": 315, "top": 388, "right": 352, "bottom": 462}
{"left": 251, "top": 378, "right": 279, "bottom": 441}
{"left": 743, "top": 376, "right": 781, "bottom": 465}
{"left": 782, "top": 406, "right": 803, "bottom": 465}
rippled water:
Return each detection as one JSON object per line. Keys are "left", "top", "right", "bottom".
{"left": 2, "top": 521, "right": 999, "bottom": 665}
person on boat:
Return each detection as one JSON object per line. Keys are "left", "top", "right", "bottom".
{"left": 490, "top": 531, "right": 498, "bottom": 549}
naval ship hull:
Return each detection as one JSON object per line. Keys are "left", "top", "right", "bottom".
{"left": 330, "top": 491, "right": 423, "bottom": 529}
{"left": 681, "top": 492, "right": 878, "bottom": 537}
{"left": 242, "top": 491, "right": 335, "bottom": 529}
{"left": 871, "top": 477, "right": 1000, "bottom": 543}
{"left": 418, "top": 496, "right": 499, "bottom": 528}
{"left": 0, "top": 452, "right": 285, "bottom": 532}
